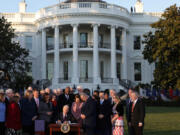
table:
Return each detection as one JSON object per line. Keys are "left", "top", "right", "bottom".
{"left": 49, "top": 123, "right": 81, "bottom": 135}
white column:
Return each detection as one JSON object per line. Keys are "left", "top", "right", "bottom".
{"left": 93, "top": 24, "right": 100, "bottom": 84}
{"left": 41, "top": 29, "right": 47, "bottom": 79}
{"left": 111, "top": 25, "right": 117, "bottom": 79}
{"left": 122, "top": 28, "right": 127, "bottom": 80}
{"left": 53, "top": 26, "right": 60, "bottom": 86}
{"left": 72, "top": 24, "right": 79, "bottom": 84}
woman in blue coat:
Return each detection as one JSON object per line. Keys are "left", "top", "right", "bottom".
{"left": 20, "top": 90, "right": 38, "bottom": 135}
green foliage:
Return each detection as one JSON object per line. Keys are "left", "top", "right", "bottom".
{"left": 0, "top": 16, "right": 32, "bottom": 91}
{"left": 142, "top": 5, "right": 180, "bottom": 90}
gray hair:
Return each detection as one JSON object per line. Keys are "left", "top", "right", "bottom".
{"left": 79, "top": 92, "right": 88, "bottom": 97}
{"left": 131, "top": 91, "right": 139, "bottom": 98}
{"left": 6, "top": 89, "right": 13, "bottom": 94}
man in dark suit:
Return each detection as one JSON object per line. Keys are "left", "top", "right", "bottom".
{"left": 56, "top": 105, "right": 76, "bottom": 123}
{"left": 128, "top": 91, "right": 145, "bottom": 135}
{"left": 96, "top": 91, "right": 111, "bottom": 135}
{"left": 80, "top": 92, "right": 96, "bottom": 135}
{"left": 57, "top": 87, "right": 74, "bottom": 112}
{"left": 56, "top": 105, "right": 76, "bottom": 135}
{"left": 126, "top": 88, "right": 133, "bottom": 135}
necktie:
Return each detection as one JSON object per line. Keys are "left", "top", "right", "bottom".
{"left": 131, "top": 102, "right": 135, "bottom": 112}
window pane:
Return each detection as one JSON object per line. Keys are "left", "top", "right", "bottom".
{"left": 63, "top": 61, "right": 68, "bottom": 80}
{"left": 80, "top": 60, "right": 88, "bottom": 78}
{"left": 134, "top": 62, "right": 141, "bottom": 81}
{"left": 134, "top": 36, "right": 141, "bottom": 50}
{"left": 26, "top": 62, "right": 32, "bottom": 76}
{"left": 80, "top": 33, "right": 88, "bottom": 47}
{"left": 117, "top": 63, "right": 121, "bottom": 80}
{"left": 100, "top": 61, "right": 104, "bottom": 79}
{"left": 47, "top": 36, "right": 54, "bottom": 50}
{"left": 25, "top": 36, "right": 32, "bottom": 50}
{"left": 47, "top": 62, "right": 53, "bottom": 80}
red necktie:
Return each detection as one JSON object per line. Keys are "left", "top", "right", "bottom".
{"left": 131, "top": 102, "right": 135, "bottom": 112}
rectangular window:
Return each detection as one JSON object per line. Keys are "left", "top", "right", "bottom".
{"left": 63, "top": 61, "right": 68, "bottom": 80}
{"left": 80, "top": 60, "right": 88, "bottom": 78}
{"left": 47, "top": 36, "right": 54, "bottom": 50}
{"left": 116, "top": 36, "right": 121, "bottom": 50}
{"left": 100, "top": 61, "right": 104, "bottom": 79}
{"left": 26, "top": 62, "right": 32, "bottom": 76}
{"left": 117, "top": 62, "right": 121, "bottom": 80}
{"left": 25, "top": 36, "right": 32, "bottom": 50}
{"left": 134, "top": 36, "right": 141, "bottom": 50}
{"left": 63, "top": 34, "right": 69, "bottom": 48}
{"left": 80, "top": 33, "right": 88, "bottom": 47}
{"left": 47, "top": 62, "right": 53, "bottom": 80}
{"left": 134, "top": 62, "right": 141, "bottom": 81}
{"left": 99, "top": 34, "right": 103, "bottom": 47}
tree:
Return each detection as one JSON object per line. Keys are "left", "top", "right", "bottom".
{"left": 142, "top": 5, "right": 180, "bottom": 90}
{"left": 0, "top": 16, "right": 32, "bottom": 91}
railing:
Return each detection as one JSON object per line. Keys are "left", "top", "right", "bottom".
{"left": 59, "top": 78, "right": 71, "bottom": 83}
{"left": 79, "top": 3, "right": 91, "bottom": 8}
{"left": 119, "top": 79, "right": 137, "bottom": 89}
{"left": 79, "top": 77, "right": 93, "bottom": 83}
{"left": 59, "top": 43, "right": 73, "bottom": 49}
{"left": 116, "top": 44, "right": 122, "bottom": 50}
{"left": 101, "top": 78, "right": 113, "bottom": 83}
{"left": 98, "top": 42, "right": 110, "bottom": 49}
{"left": 39, "top": 79, "right": 52, "bottom": 89}
{"left": 78, "top": 42, "right": 93, "bottom": 48}
{"left": 38, "top": 2, "right": 129, "bottom": 19}
{"left": 47, "top": 45, "right": 54, "bottom": 50}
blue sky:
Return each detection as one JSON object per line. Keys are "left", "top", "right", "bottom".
{"left": 0, "top": 0, "right": 179, "bottom": 13}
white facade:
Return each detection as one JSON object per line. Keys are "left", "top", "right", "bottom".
{"left": 0, "top": 0, "right": 162, "bottom": 91}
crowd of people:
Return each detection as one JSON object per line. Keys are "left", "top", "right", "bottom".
{"left": 0, "top": 86, "right": 145, "bottom": 135}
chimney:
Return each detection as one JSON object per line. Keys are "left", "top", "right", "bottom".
{"left": 19, "top": 0, "right": 27, "bottom": 13}
{"left": 135, "top": 0, "right": 144, "bottom": 13}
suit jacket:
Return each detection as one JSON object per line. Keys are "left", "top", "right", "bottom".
{"left": 56, "top": 112, "right": 76, "bottom": 123}
{"left": 96, "top": 99, "right": 112, "bottom": 129}
{"left": 57, "top": 94, "right": 74, "bottom": 113}
{"left": 81, "top": 97, "right": 96, "bottom": 128}
{"left": 126, "top": 98, "right": 132, "bottom": 122}
{"left": 38, "top": 101, "right": 53, "bottom": 122}
{"left": 129, "top": 98, "right": 145, "bottom": 126}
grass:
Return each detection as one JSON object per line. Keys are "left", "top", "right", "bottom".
{"left": 124, "top": 107, "right": 180, "bottom": 135}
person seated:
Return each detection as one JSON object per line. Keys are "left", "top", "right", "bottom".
{"left": 56, "top": 105, "right": 76, "bottom": 124}
{"left": 55, "top": 105, "right": 77, "bottom": 135}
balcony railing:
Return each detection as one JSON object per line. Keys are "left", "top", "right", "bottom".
{"left": 47, "top": 45, "right": 54, "bottom": 50}
{"left": 46, "top": 43, "right": 122, "bottom": 50}
{"left": 101, "top": 78, "right": 113, "bottom": 83}
{"left": 116, "top": 44, "right": 122, "bottom": 50}
{"left": 37, "top": 2, "right": 129, "bottom": 19}
{"left": 98, "top": 42, "right": 111, "bottom": 49}
{"left": 79, "top": 77, "right": 93, "bottom": 83}
{"left": 78, "top": 42, "right": 93, "bottom": 48}
{"left": 59, "top": 43, "right": 73, "bottom": 49}
{"left": 59, "top": 78, "right": 71, "bottom": 83}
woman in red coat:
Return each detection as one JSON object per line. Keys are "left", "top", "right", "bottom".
{"left": 6, "top": 95, "right": 22, "bottom": 135}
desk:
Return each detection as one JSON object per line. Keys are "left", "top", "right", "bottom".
{"left": 49, "top": 123, "right": 81, "bottom": 135}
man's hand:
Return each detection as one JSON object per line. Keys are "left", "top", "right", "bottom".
{"left": 81, "top": 114, "right": 86, "bottom": 119}
{"left": 57, "top": 120, "right": 61, "bottom": 124}
{"left": 32, "top": 116, "right": 38, "bottom": 121}
{"left": 98, "top": 114, "right": 104, "bottom": 119}
{"left": 47, "top": 112, "right": 52, "bottom": 115}
{"left": 139, "top": 122, "right": 143, "bottom": 127}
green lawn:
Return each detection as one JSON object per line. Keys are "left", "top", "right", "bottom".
{"left": 124, "top": 107, "right": 180, "bottom": 135}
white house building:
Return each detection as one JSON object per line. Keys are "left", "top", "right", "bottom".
{"left": 0, "top": 0, "right": 162, "bottom": 90}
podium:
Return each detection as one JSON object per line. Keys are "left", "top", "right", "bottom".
{"left": 49, "top": 123, "right": 81, "bottom": 135}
